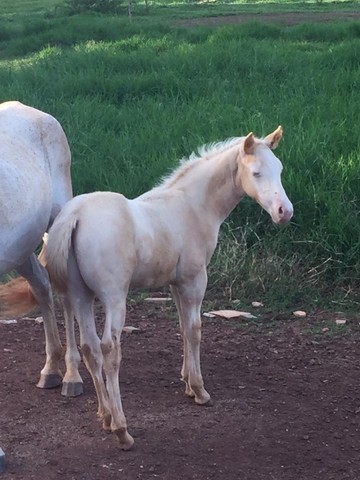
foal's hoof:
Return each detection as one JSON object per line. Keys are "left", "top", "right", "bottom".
{"left": 196, "top": 397, "right": 214, "bottom": 407}
{"left": 114, "top": 429, "right": 135, "bottom": 451}
{"left": 194, "top": 391, "right": 212, "bottom": 406}
{"left": 37, "top": 373, "right": 62, "bottom": 389}
{"left": 61, "top": 381, "right": 83, "bottom": 397}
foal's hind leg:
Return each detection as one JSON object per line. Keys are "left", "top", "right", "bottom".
{"left": 17, "top": 254, "right": 63, "bottom": 388}
{"left": 101, "top": 296, "right": 134, "bottom": 450}
{"left": 60, "top": 296, "right": 83, "bottom": 397}
{"left": 71, "top": 296, "right": 112, "bottom": 427}
{"left": 66, "top": 251, "right": 112, "bottom": 424}
{"left": 171, "top": 269, "right": 211, "bottom": 405}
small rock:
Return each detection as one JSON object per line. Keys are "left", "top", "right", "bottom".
{"left": 203, "top": 312, "right": 216, "bottom": 318}
{"left": 35, "top": 316, "right": 44, "bottom": 325}
{"left": 335, "top": 319, "right": 346, "bottom": 325}
{"left": 252, "top": 301, "right": 264, "bottom": 307}
{"left": 123, "top": 326, "right": 141, "bottom": 334}
{"left": 293, "top": 310, "right": 306, "bottom": 318}
{"left": 0, "top": 319, "right": 17, "bottom": 325}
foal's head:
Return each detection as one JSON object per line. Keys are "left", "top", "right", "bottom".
{"left": 237, "top": 126, "right": 293, "bottom": 225}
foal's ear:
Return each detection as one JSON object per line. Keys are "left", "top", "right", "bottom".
{"left": 264, "top": 126, "right": 283, "bottom": 150}
{"left": 243, "top": 132, "right": 255, "bottom": 155}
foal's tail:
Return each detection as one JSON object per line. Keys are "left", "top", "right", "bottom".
{"left": 45, "top": 209, "right": 79, "bottom": 294}
{"left": 0, "top": 240, "right": 48, "bottom": 318}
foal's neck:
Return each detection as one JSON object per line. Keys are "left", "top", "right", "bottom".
{"left": 201, "top": 145, "right": 245, "bottom": 223}
{"left": 143, "top": 142, "right": 245, "bottom": 224}
{"left": 165, "top": 144, "right": 245, "bottom": 223}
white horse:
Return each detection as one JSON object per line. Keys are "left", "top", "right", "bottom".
{"left": 0, "top": 101, "right": 76, "bottom": 391}
{"left": 45, "top": 126, "right": 293, "bottom": 449}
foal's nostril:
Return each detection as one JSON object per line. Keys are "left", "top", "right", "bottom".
{"left": 279, "top": 206, "right": 284, "bottom": 216}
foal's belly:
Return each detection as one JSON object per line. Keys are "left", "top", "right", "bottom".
{"left": 130, "top": 244, "right": 179, "bottom": 289}
{"left": 130, "top": 258, "right": 177, "bottom": 289}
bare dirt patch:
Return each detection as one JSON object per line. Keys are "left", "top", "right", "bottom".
{"left": 1, "top": 298, "right": 360, "bottom": 480}
{"left": 177, "top": 11, "right": 360, "bottom": 27}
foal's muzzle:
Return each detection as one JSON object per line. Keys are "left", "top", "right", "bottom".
{"left": 273, "top": 203, "right": 293, "bottom": 225}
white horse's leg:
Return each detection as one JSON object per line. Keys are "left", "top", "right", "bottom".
{"left": 60, "top": 296, "right": 83, "bottom": 397}
{"left": 101, "top": 297, "right": 134, "bottom": 450}
{"left": 17, "top": 254, "right": 63, "bottom": 388}
{"left": 171, "top": 269, "right": 211, "bottom": 405}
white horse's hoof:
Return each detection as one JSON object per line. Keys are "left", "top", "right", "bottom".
{"left": 61, "top": 381, "right": 83, "bottom": 397}
{"left": 37, "top": 373, "right": 62, "bottom": 389}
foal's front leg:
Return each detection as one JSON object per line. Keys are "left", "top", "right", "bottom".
{"left": 171, "top": 269, "right": 211, "bottom": 405}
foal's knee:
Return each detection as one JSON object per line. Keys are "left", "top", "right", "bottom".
{"left": 185, "top": 319, "right": 202, "bottom": 342}
{"left": 100, "top": 339, "right": 114, "bottom": 355}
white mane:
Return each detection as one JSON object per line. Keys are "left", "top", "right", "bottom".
{"left": 188, "top": 136, "right": 243, "bottom": 161}
{"left": 158, "top": 136, "right": 244, "bottom": 189}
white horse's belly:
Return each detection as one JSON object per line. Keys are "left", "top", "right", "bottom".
{"left": 0, "top": 146, "right": 52, "bottom": 272}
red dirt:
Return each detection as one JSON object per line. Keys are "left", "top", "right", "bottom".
{"left": 1, "top": 297, "right": 360, "bottom": 480}
{"left": 177, "top": 11, "right": 360, "bottom": 27}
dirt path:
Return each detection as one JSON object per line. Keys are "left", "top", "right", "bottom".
{"left": 177, "top": 10, "right": 360, "bottom": 27}
{"left": 1, "top": 299, "right": 360, "bottom": 480}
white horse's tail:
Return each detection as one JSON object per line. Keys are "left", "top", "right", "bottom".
{"left": 0, "top": 241, "right": 47, "bottom": 318}
{"left": 45, "top": 210, "right": 79, "bottom": 293}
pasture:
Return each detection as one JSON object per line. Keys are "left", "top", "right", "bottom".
{"left": 0, "top": 0, "right": 359, "bottom": 308}
{"left": 1, "top": 1, "right": 360, "bottom": 479}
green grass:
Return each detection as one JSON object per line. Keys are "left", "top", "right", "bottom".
{"left": 1, "top": 0, "right": 359, "bottom": 310}
{"left": 0, "top": 0, "right": 60, "bottom": 16}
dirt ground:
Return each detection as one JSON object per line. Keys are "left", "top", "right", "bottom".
{"left": 1, "top": 295, "right": 360, "bottom": 480}
{"left": 176, "top": 10, "right": 360, "bottom": 27}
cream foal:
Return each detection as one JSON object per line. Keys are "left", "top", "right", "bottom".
{"left": 46, "top": 126, "right": 293, "bottom": 449}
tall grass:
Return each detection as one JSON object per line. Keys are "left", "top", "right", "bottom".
{"left": 0, "top": 0, "right": 359, "bottom": 309}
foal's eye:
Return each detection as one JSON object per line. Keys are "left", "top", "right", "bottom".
{"left": 253, "top": 172, "right": 261, "bottom": 178}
